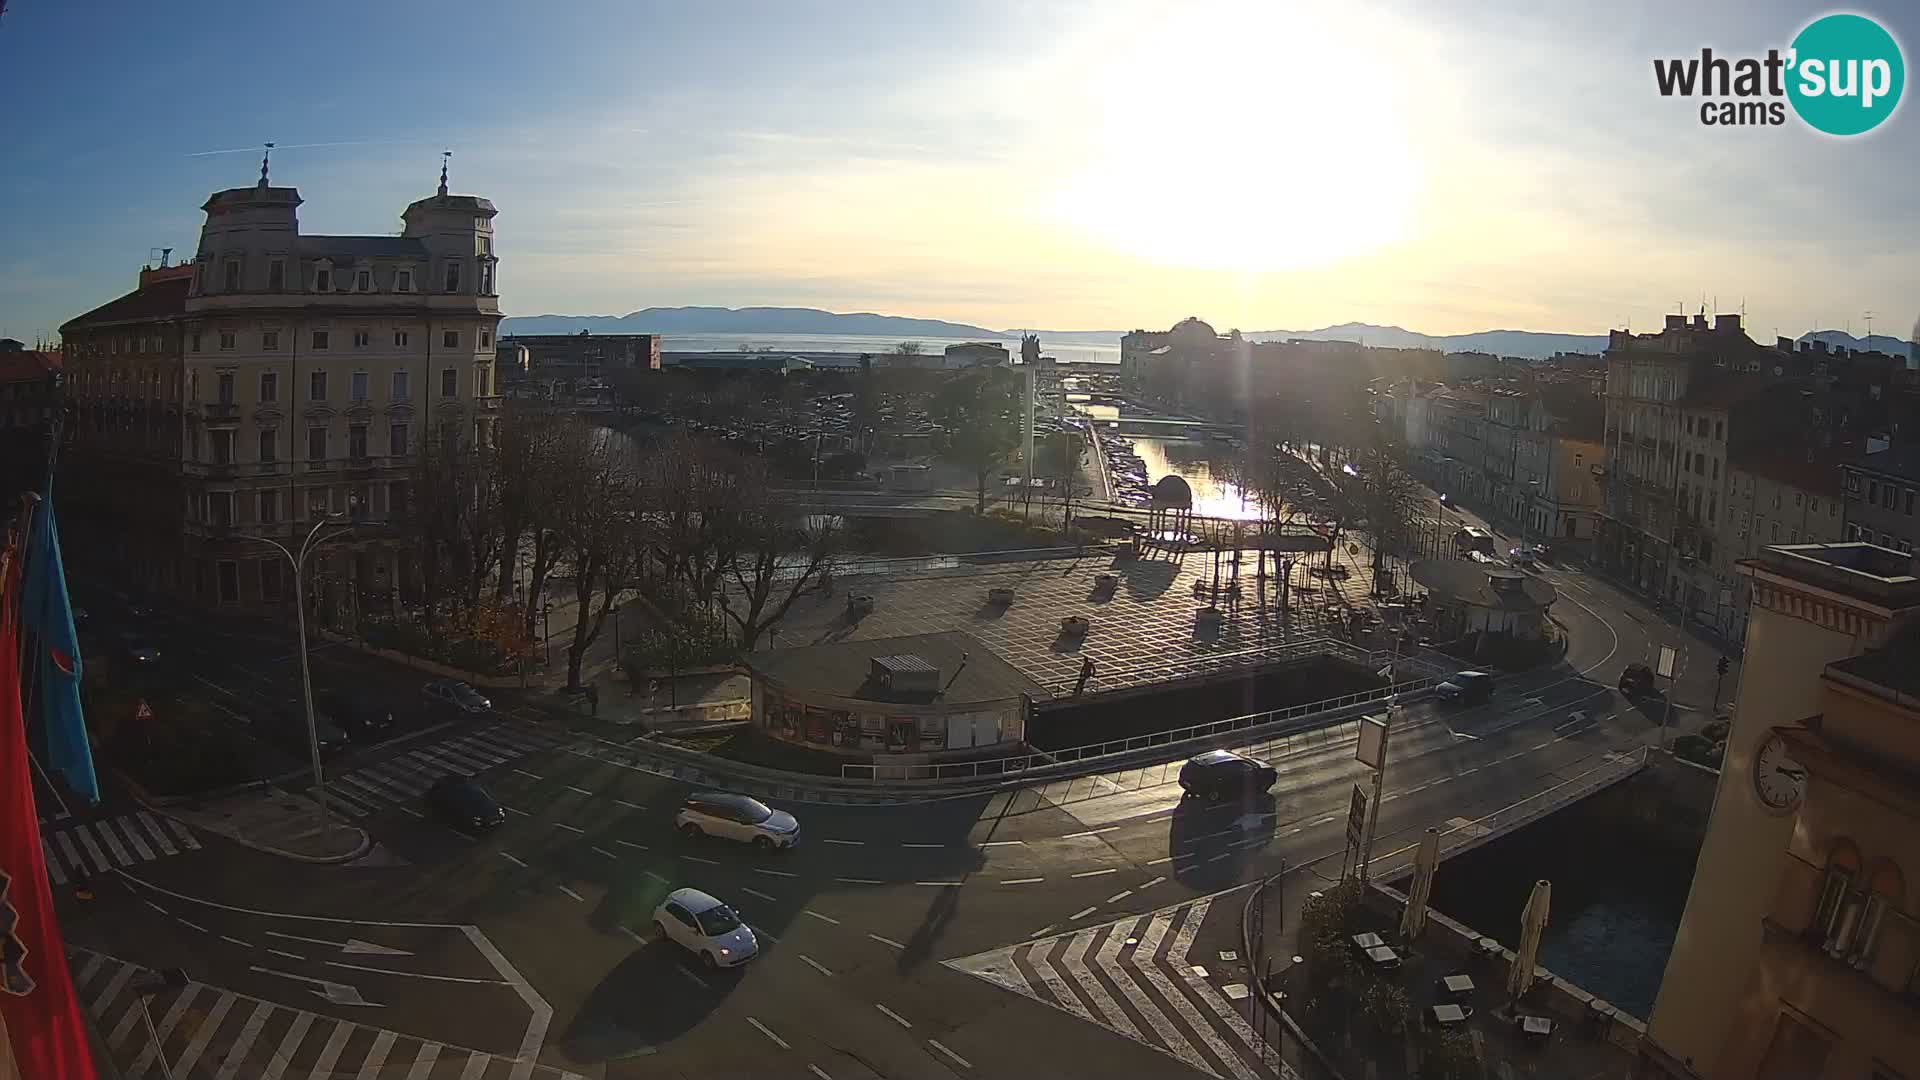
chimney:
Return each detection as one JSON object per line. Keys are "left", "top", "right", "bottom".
{"left": 1692, "top": 314, "right": 1710, "bottom": 330}
{"left": 1664, "top": 314, "right": 1687, "bottom": 331}
{"left": 1813, "top": 340, "right": 1829, "bottom": 355}
{"left": 1776, "top": 336, "right": 1793, "bottom": 352}
{"left": 1715, "top": 314, "right": 1741, "bottom": 333}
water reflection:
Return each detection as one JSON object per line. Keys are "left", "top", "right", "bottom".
{"left": 1132, "top": 438, "right": 1259, "bottom": 520}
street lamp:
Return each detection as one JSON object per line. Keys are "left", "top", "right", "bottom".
{"left": 131, "top": 967, "right": 190, "bottom": 1080}
{"left": 243, "top": 511, "right": 352, "bottom": 842}
{"left": 542, "top": 601, "right": 553, "bottom": 666}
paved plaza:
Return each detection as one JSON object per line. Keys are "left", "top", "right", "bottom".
{"left": 767, "top": 542, "right": 1386, "bottom": 699}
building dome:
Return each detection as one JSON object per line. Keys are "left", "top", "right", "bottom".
{"left": 1170, "top": 317, "right": 1218, "bottom": 340}
{"left": 1150, "top": 474, "right": 1194, "bottom": 509}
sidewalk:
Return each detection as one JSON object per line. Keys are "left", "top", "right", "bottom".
{"left": 161, "top": 788, "right": 371, "bottom": 863}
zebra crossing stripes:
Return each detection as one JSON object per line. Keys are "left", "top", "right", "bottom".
{"left": 945, "top": 899, "right": 1295, "bottom": 1080}
{"left": 69, "top": 947, "right": 586, "bottom": 1080}
{"left": 316, "top": 724, "right": 566, "bottom": 819}
{"left": 42, "top": 813, "right": 201, "bottom": 884}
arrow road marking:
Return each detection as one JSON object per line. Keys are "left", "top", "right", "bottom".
{"left": 247, "top": 965, "right": 383, "bottom": 1007}
{"left": 263, "top": 930, "right": 413, "bottom": 957}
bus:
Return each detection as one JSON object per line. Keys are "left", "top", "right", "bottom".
{"left": 1453, "top": 526, "right": 1497, "bottom": 557}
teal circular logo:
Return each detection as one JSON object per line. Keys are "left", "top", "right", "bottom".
{"left": 1787, "top": 14, "right": 1905, "bottom": 136}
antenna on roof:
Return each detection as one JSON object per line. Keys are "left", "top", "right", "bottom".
{"left": 438, "top": 149, "right": 450, "bottom": 197}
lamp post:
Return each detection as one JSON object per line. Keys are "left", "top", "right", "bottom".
{"left": 243, "top": 512, "right": 351, "bottom": 842}
{"left": 542, "top": 601, "right": 553, "bottom": 666}
{"left": 131, "top": 967, "right": 190, "bottom": 1080}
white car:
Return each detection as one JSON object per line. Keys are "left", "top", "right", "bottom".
{"left": 653, "top": 888, "right": 759, "bottom": 969}
{"left": 675, "top": 792, "right": 800, "bottom": 850}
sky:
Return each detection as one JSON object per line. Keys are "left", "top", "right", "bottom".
{"left": 1, "top": 0, "right": 1916, "bottom": 343}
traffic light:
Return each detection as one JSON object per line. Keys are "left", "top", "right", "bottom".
{"left": 1716, "top": 655, "right": 1730, "bottom": 676}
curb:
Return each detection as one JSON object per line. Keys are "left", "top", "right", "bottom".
{"left": 116, "top": 766, "right": 374, "bottom": 865}
{"left": 1241, "top": 869, "right": 1350, "bottom": 1080}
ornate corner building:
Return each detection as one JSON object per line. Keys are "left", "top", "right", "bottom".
{"left": 58, "top": 159, "right": 501, "bottom": 619}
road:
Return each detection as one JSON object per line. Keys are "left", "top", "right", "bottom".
{"left": 53, "top": 553, "right": 1734, "bottom": 1079}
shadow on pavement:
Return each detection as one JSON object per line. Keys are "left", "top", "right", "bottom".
{"left": 1168, "top": 789, "right": 1276, "bottom": 891}
{"left": 560, "top": 938, "right": 742, "bottom": 1062}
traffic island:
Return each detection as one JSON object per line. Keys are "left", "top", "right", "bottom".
{"left": 155, "top": 789, "right": 372, "bottom": 864}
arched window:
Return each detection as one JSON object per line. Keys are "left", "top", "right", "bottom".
{"left": 1813, "top": 840, "right": 1860, "bottom": 952}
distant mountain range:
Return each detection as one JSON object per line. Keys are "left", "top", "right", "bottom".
{"left": 500, "top": 306, "right": 1914, "bottom": 363}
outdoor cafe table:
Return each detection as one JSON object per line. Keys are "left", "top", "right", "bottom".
{"left": 1364, "top": 945, "right": 1401, "bottom": 969}
{"left": 1351, "top": 932, "right": 1386, "bottom": 950}
{"left": 1430, "top": 1004, "right": 1469, "bottom": 1026}
{"left": 1440, "top": 974, "right": 1475, "bottom": 997}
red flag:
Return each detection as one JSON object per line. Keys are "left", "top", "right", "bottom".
{"left": 0, "top": 535, "right": 97, "bottom": 1078}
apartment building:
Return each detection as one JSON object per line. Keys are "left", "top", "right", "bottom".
{"left": 59, "top": 160, "right": 500, "bottom": 615}
{"left": 1717, "top": 451, "right": 1848, "bottom": 640}
{"left": 1840, "top": 441, "right": 1920, "bottom": 555}
{"left": 1640, "top": 542, "right": 1920, "bottom": 1079}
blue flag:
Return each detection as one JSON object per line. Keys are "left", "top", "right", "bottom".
{"left": 18, "top": 495, "right": 98, "bottom": 806}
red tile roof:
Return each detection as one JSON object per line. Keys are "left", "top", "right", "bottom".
{"left": 60, "top": 275, "right": 191, "bottom": 332}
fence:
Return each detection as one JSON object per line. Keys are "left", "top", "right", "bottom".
{"left": 838, "top": 670, "right": 1440, "bottom": 784}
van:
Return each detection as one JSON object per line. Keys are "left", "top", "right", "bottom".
{"left": 1453, "top": 527, "right": 1497, "bottom": 557}
{"left": 1435, "top": 671, "right": 1495, "bottom": 705}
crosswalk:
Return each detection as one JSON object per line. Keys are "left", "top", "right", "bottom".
{"left": 42, "top": 812, "right": 202, "bottom": 884}
{"left": 945, "top": 899, "right": 1296, "bottom": 1080}
{"left": 70, "top": 946, "right": 586, "bottom": 1080}
{"left": 314, "top": 724, "right": 568, "bottom": 819}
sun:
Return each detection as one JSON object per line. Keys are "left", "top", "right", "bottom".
{"left": 1052, "top": 4, "right": 1420, "bottom": 273}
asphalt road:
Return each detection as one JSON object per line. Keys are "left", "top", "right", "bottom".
{"left": 56, "top": 554, "right": 1734, "bottom": 1079}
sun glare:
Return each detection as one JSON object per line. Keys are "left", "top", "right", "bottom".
{"left": 1053, "top": 4, "right": 1420, "bottom": 273}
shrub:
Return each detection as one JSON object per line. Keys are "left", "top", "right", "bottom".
{"left": 1418, "top": 1025, "right": 1480, "bottom": 1080}
{"left": 624, "top": 608, "right": 740, "bottom": 674}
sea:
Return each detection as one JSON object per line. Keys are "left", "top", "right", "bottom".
{"left": 658, "top": 332, "right": 1121, "bottom": 366}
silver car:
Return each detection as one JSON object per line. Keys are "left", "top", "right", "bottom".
{"left": 675, "top": 792, "right": 799, "bottom": 851}
{"left": 653, "top": 888, "right": 759, "bottom": 969}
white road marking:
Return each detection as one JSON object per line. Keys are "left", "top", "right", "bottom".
{"left": 1145, "top": 855, "right": 1174, "bottom": 866}
{"left": 678, "top": 964, "right": 710, "bottom": 990}
{"left": 748, "top": 1017, "right": 790, "bottom": 1050}
{"left": 591, "top": 846, "right": 617, "bottom": 859}
{"left": 615, "top": 799, "right": 645, "bottom": 810}
{"left": 915, "top": 880, "right": 962, "bottom": 887}
{"left": 799, "top": 954, "right": 834, "bottom": 977}
{"left": 979, "top": 840, "right": 1025, "bottom": 847}
{"left": 356, "top": 1030, "right": 399, "bottom": 1080}
{"left": 259, "top": 1008, "right": 313, "bottom": 1080}
{"left": 617, "top": 839, "right": 648, "bottom": 851}
{"left": 753, "top": 867, "right": 798, "bottom": 879}
{"left": 1061, "top": 827, "right": 1117, "bottom": 839}
{"left": 805, "top": 910, "right": 841, "bottom": 925}
{"left": 553, "top": 822, "right": 586, "bottom": 834}
{"left": 266, "top": 948, "right": 304, "bottom": 961}
{"left": 999, "top": 877, "right": 1044, "bottom": 885}
{"left": 142, "top": 900, "right": 168, "bottom": 915}
{"left": 219, "top": 934, "right": 251, "bottom": 948}
{"left": 1071, "top": 868, "right": 1117, "bottom": 879}
{"left": 742, "top": 887, "right": 779, "bottom": 902}
{"left": 212, "top": 1000, "right": 272, "bottom": 1080}
{"left": 683, "top": 855, "right": 719, "bottom": 866}
{"left": 1106, "top": 890, "right": 1133, "bottom": 903}
{"left": 403, "top": 1043, "right": 441, "bottom": 1080}
{"left": 1029, "top": 925, "right": 1057, "bottom": 938}
{"left": 809, "top": 1066, "right": 833, "bottom": 1080}
{"left": 619, "top": 926, "right": 648, "bottom": 946}
{"left": 868, "top": 933, "right": 906, "bottom": 950}
{"left": 512, "top": 769, "right": 544, "bottom": 781}
{"left": 566, "top": 785, "right": 594, "bottom": 796}
{"left": 835, "top": 876, "right": 883, "bottom": 885}
{"left": 503, "top": 806, "right": 530, "bottom": 816}
{"left": 875, "top": 1003, "right": 913, "bottom": 1029}
{"left": 643, "top": 870, "right": 671, "bottom": 884}
{"left": 557, "top": 885, "right": 587, "bottom": 902}
{"left": 900, "top": 842, "right": 944, "bottom": 849}
{"left": 1070, "top": 906, "right": 1098, "bottom": 920}
{"left": 499, "top": 852, "right": 528, "bottom": 868}
{"left": 928, "top": 1039, "right": 973, "bottom": 1070}
{"left": 821, "top": 838, "right": 864, "bottom": 846}
{"left": 325, "top": 960, "right": 509, "bottom": 985}
{"left": 176, "top": 918, "right": 208, "bottom": 934}
{"left": 1139, "top": 875, "right": 1166, "bottom": 889}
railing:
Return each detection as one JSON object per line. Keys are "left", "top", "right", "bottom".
{"left": 1045, "top": 635, "right": 1383, "bottom": 697}
{"left": 838, "top": 673, "right": 1437, "bottom": 783}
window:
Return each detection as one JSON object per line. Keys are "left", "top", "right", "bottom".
{"left": 268, "top": 260, "right": 285, "bottom": 291}
{"left": 1770, "top": 522, "right": 1779, "bottom": 542}
{"left": 355, "top": 270, "right": 371, "bottom": 292}
{"left": 391, "top": 370, "right": 409, "bottom": 401}
{"left": 1907, "top": 490, "right": 1917, "bottom": 516}
{"left": 349, "top": 424, "right": 368, "bottom": 461}
{"left": 1809, "top": 498, "right": 1818, "bottom": 514}
{"left": 1845, "top": 471, "right": 1862, "bottom": 494}
{"left": 309, "top": 370, "right": 327, "bottom": 401}
{"left": 442, "top": 329, "right": 459, "bottom": 349}
{"left": 480, "top": 329, "right": 491, "bottom": 348}
{"left": 479, "top": 261, "right": 494, "bottom": 294}
{"left": 390, "top": 480, "right": 409, "bottom": 520}
{"left": 216, "top": 372, "right": 235, "bottom": 404}
{"left": 224, "top": 259, "right": 241, "bottom": 291}
{"left": 441, "top": 367, "right": 457, "bottom": 397}
{"left": 315, "top": 267, "right": 332, "bottom": 292}
{"left": 263, "top": 330, "right": 279, "bottom": 351}
{"left": 1715, "top": 419, "right": 1724, "bottom": 440}
{"left": 258, "top": 429, "right": 276, "bottom": 462}
{"left": 474, "top": 366, "right": 487, "bottom": 397}
{"left": 1847, "top": 522, "right": 1862, "bottom": 541}
{"left": 1712, "top": 458, "right": 1719, "bottom": 481}
{"left": 260, "top": 371, "right": 277, "bottom": 403}
{"left": 396, "top": 269, "right": 412, "bottom": 293}
{"left": 350, "top": 371, "right": 368, "bottom": 402}
{"left": 191, "top": 331, "right": 202, "bottom": 352}
{"left": 308, "top": 427, "right": 327, "bottom": 462}
{"left": 258, "top": 491, "right": 278, "bottom": 525}
{"left": 1868, "top": 479, "right": 1879, "bottom": 503}
{"left": 312, "top": 330, "right": 330, "bottom": 350}
{"left": 1884, "top": 485, "right": 1897, "bottom": 511}
{"left": 389, "top": 423, "right": 409, "bottom": 457}
{"left": 260, "top": 558, "right": 282, "bottom": 600}
{"left": 210, "top": 429, "right": 233, "bottom": 465}
{"left": 1794, "top": 492, "right": 1803, "bottom": 508}
{"left": 219, "top": 330, "right": 236, "bottom": 351}
{"left": 393, "top": 329, "right": 409, "bottom": 348}
{"left": 444, "top": 263, "right": 461, "bottom": 292}
{"left": 216, "top": 560, "right": 239, "bottom": 604}
{"left": 208, "top": 492, "right": 232, "bottom": 527}
{"left": 307, "top": 489, "right": 330, "bottom": 519}
{"left": 352, "top": 330, "right": 370, "bottom": 349}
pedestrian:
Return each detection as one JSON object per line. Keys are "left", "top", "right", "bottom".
{"left": 587, "top": 684, "right": 599, "bottom": 717}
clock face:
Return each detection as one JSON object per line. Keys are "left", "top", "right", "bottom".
{"left": 1753, "top": 734, "right": 1807, "bottom": 812}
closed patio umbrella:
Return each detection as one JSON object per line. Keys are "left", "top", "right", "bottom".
{"left": 1508, "top": 878, "right": 1552, "bottom": 1001}
{"left": 1399, "top": 827, "right": 1441, "bottom": 941}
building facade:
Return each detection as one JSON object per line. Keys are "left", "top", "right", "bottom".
{"left": 0, "top": 344, "right": 63, "bottom": 506}
{"left": 1640, "top": 542, "right": 1920, "bottom": 1078}
{"left": 1840, "top": 442, "right": 1920, "bottom": 555}
{"left": 1717, "top": 452, "right": 1848, "bottom": 641}
{"left": 60, "top": 162, "right": 501, "bottom": 615}
{"left": 502, "top": 332, "right": 659, "bottom": 390}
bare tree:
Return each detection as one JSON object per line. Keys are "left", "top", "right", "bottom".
{"left": 1040, "top": 429, "right": 1085, "bottom": 527}
{"left": 551, "top": 423, "right": 641, "bottom": 690}
{"left": 930, "top": 368, "right": 1021, "bottom": 514}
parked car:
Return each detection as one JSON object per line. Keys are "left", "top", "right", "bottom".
{"left": 1435, "top": 671, "right": 1495, "bottom": 705}
{"left": 422, "top": 680, "right": 492, "bottom": 717}
{"left": 257, "top": 707, "right": 350, "bottom": 758}
{"left": 1618, "top": 663, "right": 1657, "bottom": 698}
{"left": 115, "top": 631, "right": 162, "bottom": 666}
{"left": 1178, "top": 750, "right": 1278, "bottom": 801}
{"left": 653, "top": 888, "right": 759, "bottom": 969}
{"left": 1509, "top": 547, "right": 1539, "bottom": 568}
{"left": 316, "top": 691, "right": 394, "bottom": 744}
{"left": 675, "top": 793, "right": 799, "bottom": 850}
{"left": 425, "top": 774, "right": 505, "bottom": 831}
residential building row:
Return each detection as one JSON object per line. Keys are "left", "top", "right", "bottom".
{"left": 56, "top": 161, "right": 502, "bottom": 617}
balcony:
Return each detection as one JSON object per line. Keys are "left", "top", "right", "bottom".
{"left": 200, "top": 402, "right": 241, "bottom": 422}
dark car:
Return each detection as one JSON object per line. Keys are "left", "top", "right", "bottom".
{"left": 1618, "top": 663, "right": 1657, "bottom": 698}
{"left": 422, "top": 679, "right": 492, "bottom": 718}
{"left": 115, "top": 631, "right": 162, "bottom": 666}
{"left": 426, "top": 775, "right": 505, "bottom": 831}
{"left": 1435, "top": 671, "right": 1495, "bottom": 705}
{"left": 316, "top": 691, "right": 394, "bottom": 744}
{"left": 257, "top": 708, "right": 350, "bottom": 758}
{"left": 1178, "top": 750, "right": 1278, "bottom": 801}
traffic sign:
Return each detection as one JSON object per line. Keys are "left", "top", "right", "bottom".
{"left": 134, "top": 699, "right": 154, "bottom": 721}
{"left": 1656, "top": 645, "right": 1678, "bottom": 679}
{"left": 1346, "top": 783, "right": 1369, "bottom": 847}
